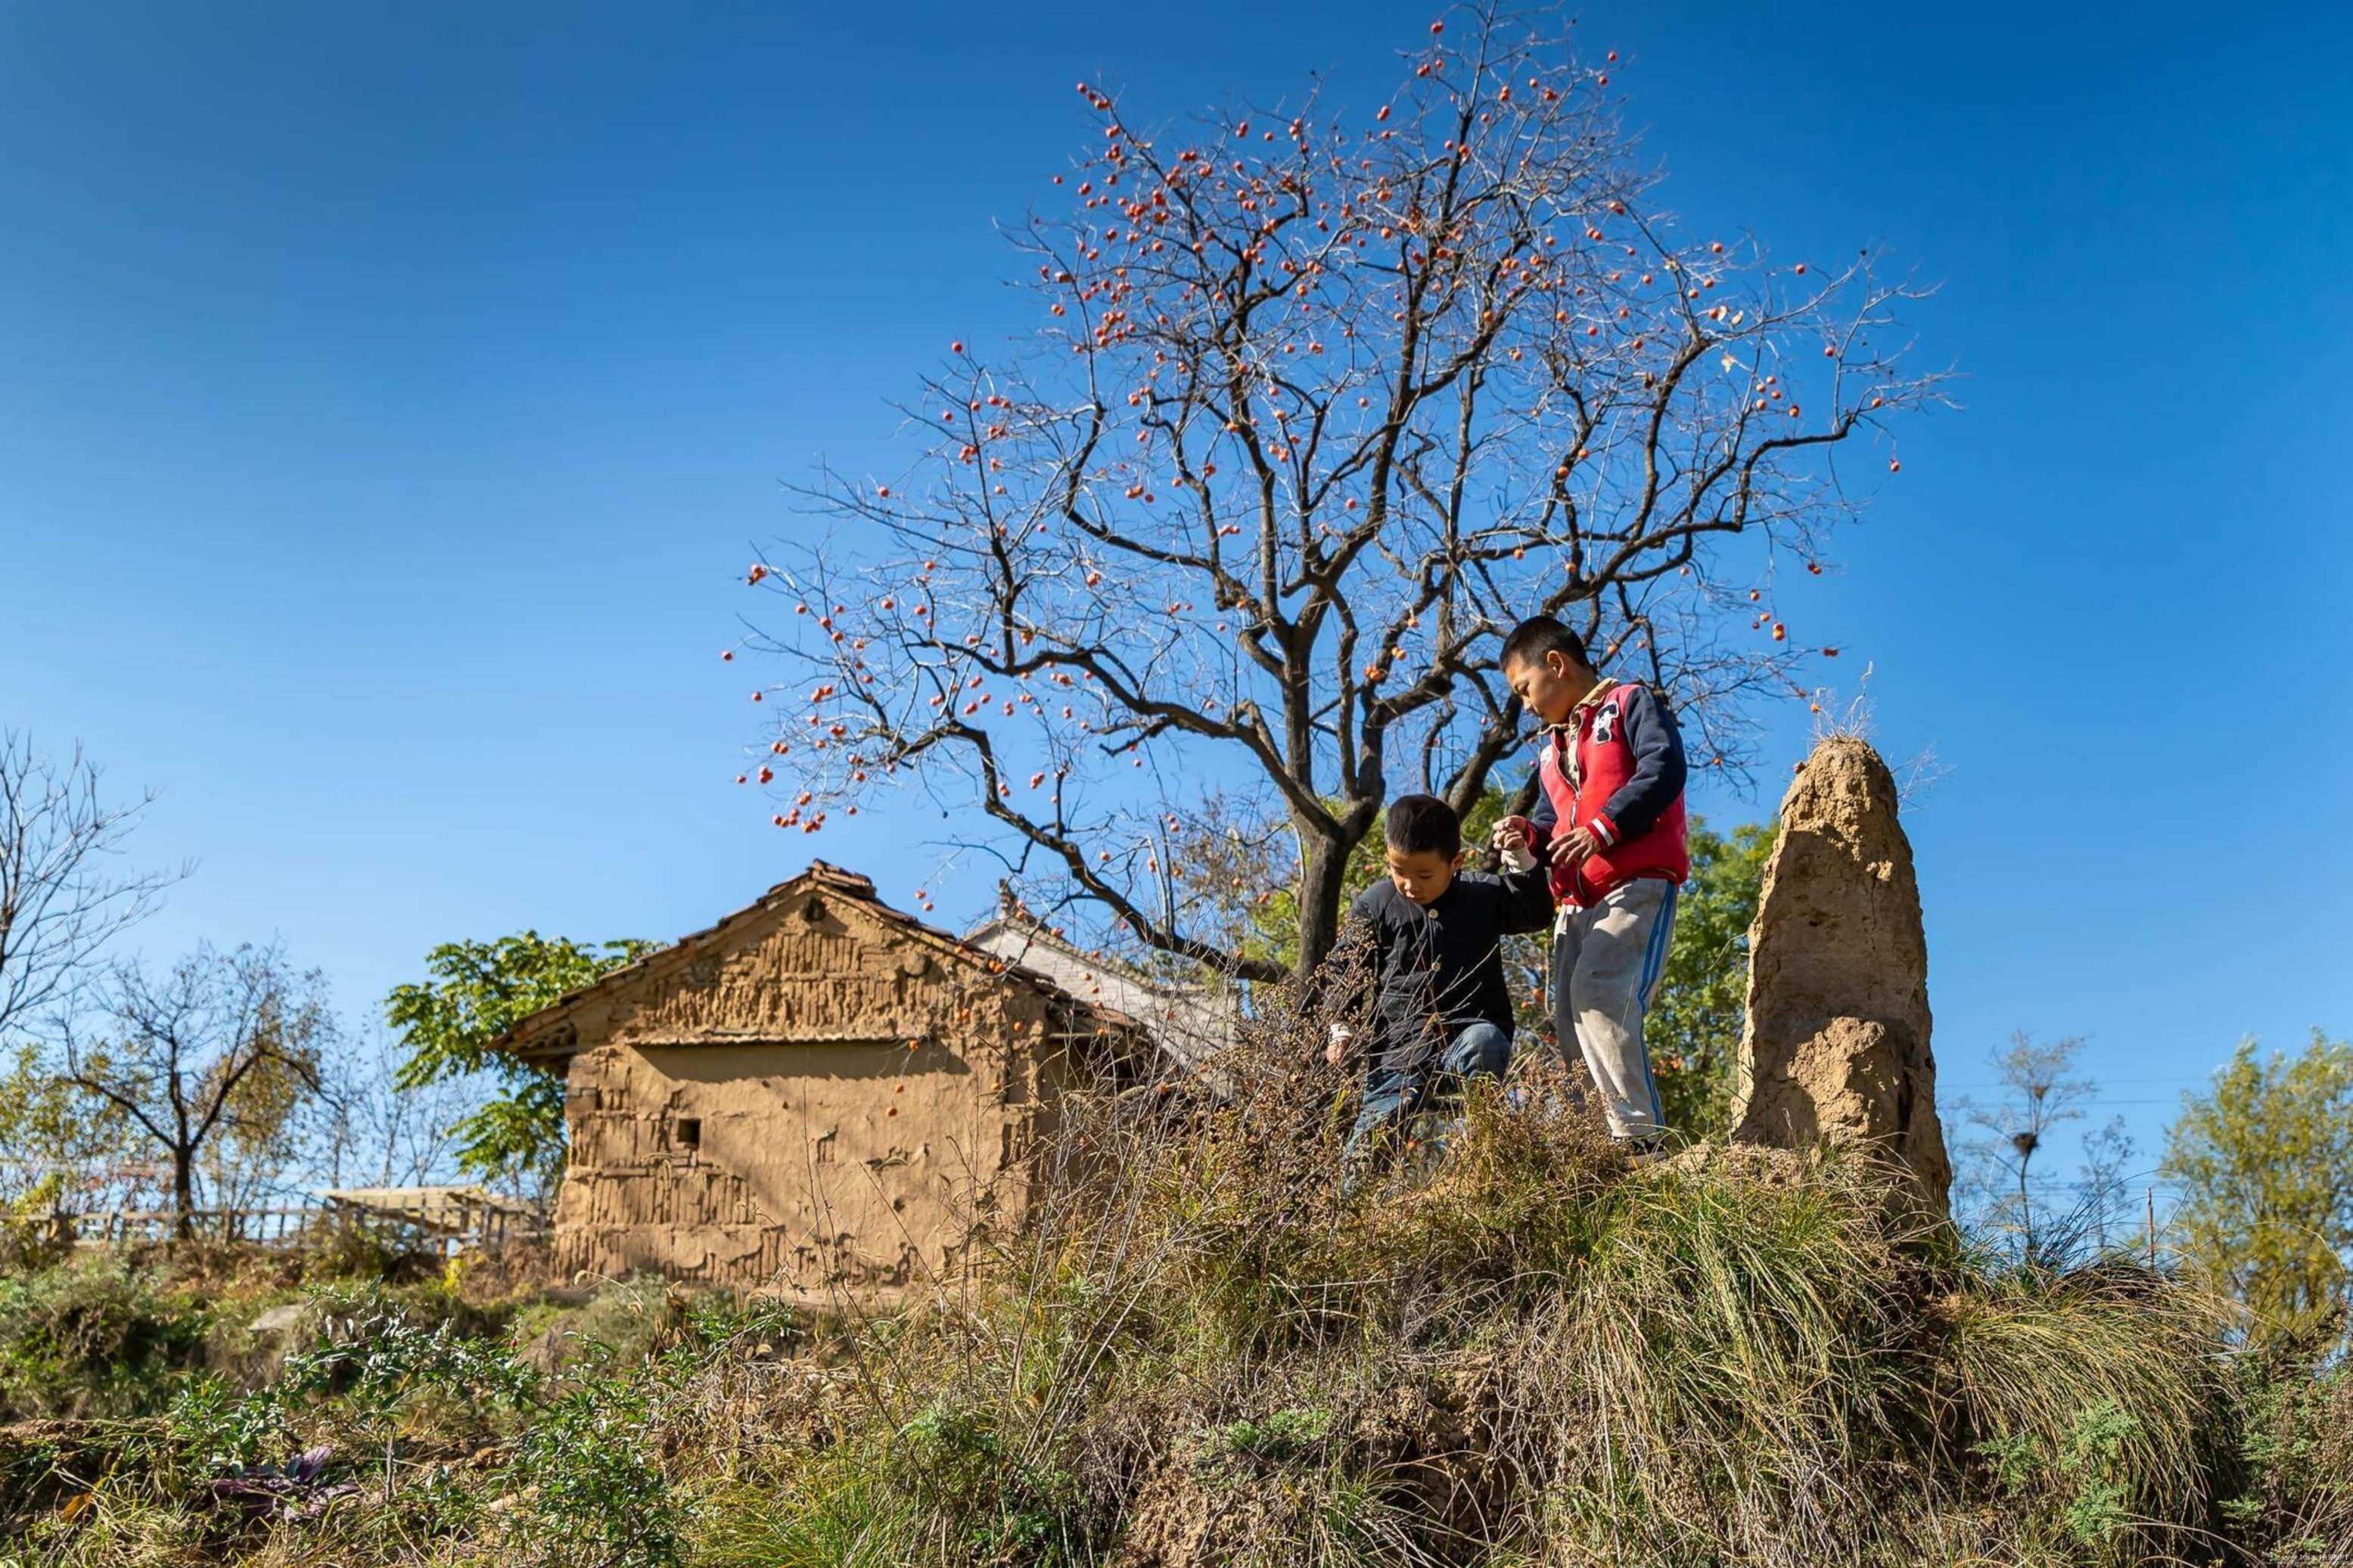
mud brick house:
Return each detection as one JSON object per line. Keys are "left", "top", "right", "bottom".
{"left": 496, "top": 862, "right": 1221, "bottom": 1293}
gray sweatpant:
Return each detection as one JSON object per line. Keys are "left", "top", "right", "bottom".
{"left": 1549, "top": 877, "right": 1679, "bottom": 1138}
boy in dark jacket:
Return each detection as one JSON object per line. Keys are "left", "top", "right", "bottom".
{"left": 1322, "top": 793, "right": 1556, "bottom": 1162}
{"left": 1493, "top": 616, "right": 1689, "bottom": 1144}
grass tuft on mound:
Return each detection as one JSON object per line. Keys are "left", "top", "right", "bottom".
{"left": 695, "top": 1020, "right": 2250, "bottom": 1568}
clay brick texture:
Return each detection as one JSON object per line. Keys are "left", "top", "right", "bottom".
{"left": 499, "top": 865, "right": 1154, "bottom": 1294}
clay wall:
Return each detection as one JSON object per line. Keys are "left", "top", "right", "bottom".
{"left": 548, "top": 882, "right": 1073, "bottom": 1290}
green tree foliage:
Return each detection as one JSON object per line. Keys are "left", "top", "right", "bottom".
{"left": 1647, "top": 818, "right": 1773, "bottom": 1139}
{"left": 388, "top": 933, "right": 651, "bottom": 1194}
{"left": 0, "top": 1040, "right": 135, "bottom": 1203}
{"left": 1, "top": 1043, "right": 139, "bottom": 1266}
{"left": 2163, "top": 1032, "right": 2353, "bottom": 1346}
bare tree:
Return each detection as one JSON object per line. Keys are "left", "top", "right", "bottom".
{"left": 58, "top": 942, "right": 332, "bottom": 1238}
{"left": 1956, "top": 1031, "right": 2118, "bottom": 1266}
{"left": 315, "top": 1024, "right": 471, "bottom": 1193}
{"left": 0, "top": 732, "right": 187, "bottom": 1039}
{"left": 750, "top": 5, "right": 1944, "bottom": 983}
{"left": 2075, "top": 1113, "right": 2140, "bottom": 1255}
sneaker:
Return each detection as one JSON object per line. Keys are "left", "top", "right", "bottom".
{"left": 1618, "top": 1131, "right": 1674, "bottom": 1165}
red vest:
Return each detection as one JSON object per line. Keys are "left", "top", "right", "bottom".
{"left": 1536, "top": 682, "right": 1689, "bottom": 906}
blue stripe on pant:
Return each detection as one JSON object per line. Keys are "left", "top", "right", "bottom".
{"left": 1551, "top": 877, "right": 1678, "bottom": 1138}
{"left": 1630, "top": 881, "right": 1678, "bottom": 1127}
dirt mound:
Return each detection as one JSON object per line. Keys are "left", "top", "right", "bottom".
{"left": 1109, "top": 1364, "right": 1508, "bottom": 1568}
{"left": 1656, "top": 1139, "right": 1814, "bottom": 1188}
{"left": 1730, "top": 736, "right": 1952, "bottom": 1217}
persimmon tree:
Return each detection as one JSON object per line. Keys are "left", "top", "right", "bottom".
{"left": 747, "top": 5, "right": 1941, "bottom": 985}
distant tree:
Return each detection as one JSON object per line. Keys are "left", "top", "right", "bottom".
{"left": 0, "top": 1040, "right": 140, "bottom": 1212}
{"left": 56, "top": 942, "right": 333, "bottom": 1238}
{"left": 195, "top": 1032, "right": 327, "bottom": 1219}
{"left": 0, "top": 733, "right": 186, "bottom": 1042}
{"left": 1955, "top": 1032, "right": 2139, "bottom": 1268}
{"left": 388, "top": 933, "right": 652, "bottom": 1198}
{"left": 2163, "top": 1032, "right": 2353, "bottom": 1345}
{"left": 1647, "top": 817, "right": 1771, "bottom": 1138}
{"left": 750, "top": 5, "right": 1941, "bottom": 990}
{"left": 315, "top": 1026, "right": 474, "bottom": 1194}
{"left": 2074, "top": 1113, "right": 2140, "bottom": 1255}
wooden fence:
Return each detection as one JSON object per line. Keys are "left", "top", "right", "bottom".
{"left": 67, "top": 1206, "right": 322, "bottom": 1247}
{"left": 51, "top": 1200, "right": 547, "bottom": 1253}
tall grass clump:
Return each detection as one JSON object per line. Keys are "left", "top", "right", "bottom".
{"left": 703, "top": 981, "right": 2251, "bottom": 1568}
{"left": 0, "top": 1254, "right": 215, "bottom": 1421}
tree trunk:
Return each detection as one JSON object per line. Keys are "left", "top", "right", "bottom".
{"left": 1292, "top": 825, "right": 1353, "bottom": 988}
{"left": 172, "top": 1150, "right": 195, "bottom": 1242}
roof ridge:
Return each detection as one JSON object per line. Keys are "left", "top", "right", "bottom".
{"left": 493, "top": 861, "right": 1133, "bottom": 1060}
{"left": 965, "top": 908, "right": 1220, "bottom": 997}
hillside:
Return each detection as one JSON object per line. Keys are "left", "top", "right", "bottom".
{"left": 5, "top": 1023, "right": 2350, "bottom": 1567}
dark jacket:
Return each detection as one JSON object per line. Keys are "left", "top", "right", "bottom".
{"left": 1334, "top": 866, "right": 1555, "bottom": 1079}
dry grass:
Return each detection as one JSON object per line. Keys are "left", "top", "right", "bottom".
{"left": 680, "top": 999, "right": 2260, "bottom": 1568}
{"left": 9, "top": 993, "right": 2342, "bottom": 1566}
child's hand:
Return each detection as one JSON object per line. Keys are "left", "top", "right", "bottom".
{"left": 1325, "top": 1025, "right": 1352, "bottom": 1067}
{"left": 1492, "top": 816, "right": 1538, "bottom": 873}
{"left": 1550, "top": 824, "right": 1601, "bottom": 866}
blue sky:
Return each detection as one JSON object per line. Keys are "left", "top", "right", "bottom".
{"left": 5, "top": 2, "right": 2348, "bottom": 1188}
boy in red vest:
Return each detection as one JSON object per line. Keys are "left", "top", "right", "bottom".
{"left": 1494, "top": 616, "right": 1689, "bottom": 1144}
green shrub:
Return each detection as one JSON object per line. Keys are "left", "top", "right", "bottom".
{"left": 0, "top": 1256, "right": 212, "bottom": 1421}
{"left": 500, "top": 1373, "right": 684, "bottom": 1568}
{"left": 511, "top": 1275, "right": 682, "bottom": 1375}
{"left": 2221, "top": 1343, "right": 2353, "bottom": 1560}
{"left": 0, "top": 1176, "right": 74, "bottom": 1275}
{"left": 887, "top": 1398, "right": 1092, "bottom": 1565}
{"left": 1204, "top": 1405, "right": 1332, "bottom": 1466}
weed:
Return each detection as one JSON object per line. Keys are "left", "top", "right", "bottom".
{"left": 1205, "top": 1405, "right": 1333, "bottom": 1466}
{"left": 0, "top": 1255, "right": 211, "bottom": 1421}
{"left": 499, "top": 1373, "right": 683, "bottom": 1568}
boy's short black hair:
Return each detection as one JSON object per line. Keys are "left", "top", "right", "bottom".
{"left": 1384, "top": 793, "right": 1462, "bottom": 860}
{"left": 1500, "top": 615, "right": 1591, "bottom": 672}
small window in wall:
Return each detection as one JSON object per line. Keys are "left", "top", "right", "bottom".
{"left": 675, "top": 1117, "right": 702, "bottom": 1152}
